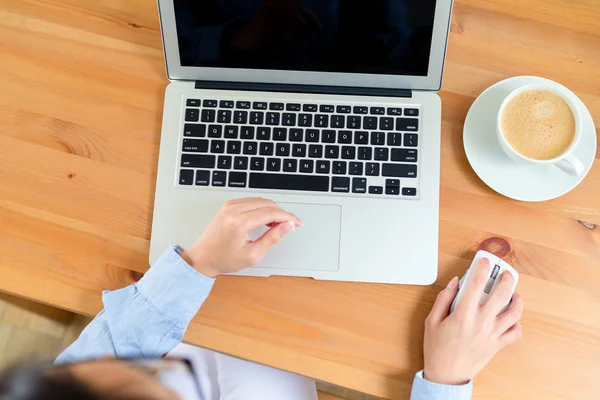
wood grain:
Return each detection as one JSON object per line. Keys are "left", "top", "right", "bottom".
{"left": 1, "top": 0, "right": 599, "bottom": 399}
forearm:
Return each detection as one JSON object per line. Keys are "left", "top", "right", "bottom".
{"left": 410, "top": 370, "right": 473, "bottom": 400}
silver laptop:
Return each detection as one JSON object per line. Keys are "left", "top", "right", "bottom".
{"left": 150, "top": 0, "right": 453, "bottom": 284}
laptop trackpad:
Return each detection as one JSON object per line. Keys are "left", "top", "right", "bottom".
{"left": 249, "top": 203, "right": 341, "bottom": 272}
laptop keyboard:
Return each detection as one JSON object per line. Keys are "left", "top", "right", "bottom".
{"left": 178, "top": 97, "right": 420, "bottom": 198}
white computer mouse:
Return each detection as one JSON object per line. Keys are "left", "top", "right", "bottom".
{"left": 449, "top": 250, "right": 519, "bottom": 314}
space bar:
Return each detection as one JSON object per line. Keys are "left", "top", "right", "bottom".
{"left": 249, "top": 173, "right": 329, "bottom": 192}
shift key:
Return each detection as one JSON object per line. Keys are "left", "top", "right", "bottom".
{"left": 181, "top": 154, "right": 216, "bottom": 168}
{"left": 382, "top": 163, "right": 417, "bottom": 178}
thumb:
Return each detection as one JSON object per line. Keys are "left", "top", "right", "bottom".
{"left": 427, "top": 277, "right": 459, "bottom": 325}
{"left": 248, "top": 221, "right": 295, "bottom": 261}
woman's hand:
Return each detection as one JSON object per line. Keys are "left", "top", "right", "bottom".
{"left": 423, "top": 258, "right": 524, "bottom": 385}
{"left": 181, "top": 198, "right": 302, "bottom": 278}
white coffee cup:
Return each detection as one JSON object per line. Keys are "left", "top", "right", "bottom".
{"left": 496, "top": 83, "right": 585, "bottom": 177}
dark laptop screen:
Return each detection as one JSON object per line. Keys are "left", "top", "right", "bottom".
{"left": 173, "top": 0, "right": 437, "bottom": 77}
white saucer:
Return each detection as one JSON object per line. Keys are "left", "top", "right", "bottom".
{"left": 463, "top": 76, "right": 597, "bottom": 202}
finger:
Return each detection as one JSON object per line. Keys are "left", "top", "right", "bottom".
{"left": 498, "top": 322, "right": 522, "bottom": 349}
{"left": 247, "top": 221, "right": 295, "bottom": 262}
{"left": 225, "top": 197, "right": 277, "bottom": 212}
{"left": 242, "top": 207, "right": 302, "bottom": 231}
{"left": 484, "top": 271, "right": 516, "bottom": 316}
{"left": 460, "top": 258, "right": 491, "bottom": 312}
{"left": 495, "top": 292, "right": 524, "bottom": 334}
{"left": 425, "top": 277, "right": 459, "bottom": 326}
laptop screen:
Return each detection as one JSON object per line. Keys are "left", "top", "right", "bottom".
{"left": 173, "top": 0, "right": 437, "bottom": 78}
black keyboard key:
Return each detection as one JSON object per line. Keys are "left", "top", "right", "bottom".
{"left": 316, "top": 160, "right": 330, "bottom": 174}
{"left": 354, "top": 131, "right": 368, "bottom": 144}
{"left": 358, "top": 147, "right": 372, "bottom": 160}
{"left": 195, "top": 170, "right": 210, "bottom": 186}
{"left": 289, "top": 128, "right": 303, "bottom": 141}
{"left": 405, "top": 108, "right": 419, "bottom": 117}
{"left": 253, "top": 102, "right": 267, "bottom": 110}
{"left": 387, "top": 107, "right": 403, "bottom": 116}
{"left": 349, "top": 162, "right": 363, "bottom": 175}
{"left": 276, "top": 143, "right": 290, "bottom": 157}
{"left": 402, "top": 187, "right": 417, "bottom": 196}
{"left": 309, "top": 144, "right": 323, "bottom": 158}
{"left": 236, "top": 101, "right": 251, "bottom": 109}
{"left": 364, "top": 116, "right": 377, "bottom": 129}
{"left": 212, "top": 171, "right": 226, "bottom": 186}
{"left": 226, "top": 141, "right": 241, "bottom": 154}
{"left": 250, "top": 173, "right": 329, "bottom": 192}
{"left": 315, "top": 114, "right": 329, "bottom": 127}
{"left": 331, "top": 115, "right": 345, "bottom": 129}
{"left": 218, "top": 155, "right": 232, "bottom": 169}
{"left": 303, "top": 104, "right": 318, "bottom": 112}
{"left": 286, "top": 103, "right": 301, "bottom": 111}
{"left": 259, "top": 142, "right": 274, "bottom": 155}
{"left": 210, "top": 140, "right": 225, "bottom": 154}
{"left": 369, "top": 186, "right": 383, "bottom": 194}
{"left": 273, "top": 128, "right": 287, "bottom": 141}
{"left": 269, "top": 102, "right": 284, "bottom": 110}
{"left": 203, "top": 100, "right": 217, "bottom": 107}
{"left": 353, "top": 106, "right": 368, "bottom": 114}
{"left": 336, "top": 105, "right": 352, "bottom": 113}
{"left": 371, "top": 132, "right": 385, "bottom": 145}
{"left": 234, "top": 111, "right": 248, "bottom": 124}
{"left": 234, "top": 156, "right": 248, "bottom": 170}
{"left": 404, "top": 133, "right": 418, "bottom": 147}
{"left": 228, "top": 172, "right": 247, "bottom": 187}
{"left": 366, "top": 163, "right": 380, "bottom": 176}
{"left": 182, "top": 139, "right": 209, "bottom": 153}
{"left": 186, "top": 99, "right": 200, "bottom": 107}
{"left": 382, "top": 163, "right": 418, "bottom": 178}
{"left": 208, "top": 125, "right": 222, "bottom": 138}
{"left": 201, "top": 109, "right": 216, "bottom": 123}
{"left": 293, "top": 144, "right": 307, "bottom": 157}
{"left": 386, "top": 178, "right": 400, "bottom": 187}
{"left": 224, "top": 125, "right": 238, "bottom": 138}
{"left": 250, "top": 157, "right": 265, "bottom": 171}
{"left": 375, "top": 147, "right": 389, "bottom": 161}
{"left": 338, "top": 131, "right": 352, "bottom": 144}
{"left": 387, "top": 132, "right": 402, "bottom": 146}
{"left": 333, "top": 161, "right": 347, "bottom": 175}
{"left": 332, "top": 177, "right": 350, "bottom": 193}
{"left": 325, "top": 145, "right": 340, "bottom": 159}
{"left": 320, "top": 105, "right": 335, "bottom": 113}
{"left": 243, "top": 141, "right": 258, "bottom": 155}
{"left": 322, "top": 130, "right": 336, "bottom": 143}
{"left": 282, "top": 113, "right": 296, "bottom": 126}
{"left": 370, "top": 107, "right": 385, "bottom": 115}
{"left": 179, "top": 169, "right": 194, "bottom": 185}
{"left": 396, "top": 118, "right": 419, "bottom": 131}
{"left": 266, "top": 158, "right": 281, "bottom": 171}
{"left": 250, "top": 111, "right": 264, "bottom": 125}
{"left": 181, "top": 154, "right": 216, "bottom": 168}
{"left": 341, "top": 146, "right": 355, "bottom": 160}
{"left": 183, "top": 124, "right": 206, "bottom": 137}
{"left": 347, "top": 116, "right": 361, "bottom": 129}
{"left": 185, "top": 109, "right": 199, "bottom": 122}
{"left": 352, "top": 178, "right": 367, "bottom": 193}
{"left": 299, "top": 159, "right": 314, "bottom": 173}
{"left": 385, "top": 178, "right": 400, "bottom": 196}
{"left": 220, "top": 100, "right": 234, "bottom": 108}
{"left": 306, "top": 129, "right": 320, "bottom": 142}
{"left": 298, "top": 114, "right": 312, "bottom": 127}
{"left": 391, "top": 149, "right": 418, "bottom": 162}
{"left": 257, "top": 127, "right": 271, "bottom": 140}
{"left": 380, "top": 117, "right": 394, "bottom": 130}
{"left": 266, "top": 112, "right": 280, "bottom": 126}
{"left": 240, "top": 126, "right": 255, "bottom": 139}
{"left": 283, "top": 158, "right": 298, "bottom": 172}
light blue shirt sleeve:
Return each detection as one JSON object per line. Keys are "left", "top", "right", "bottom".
{"left": 55, "top": 246, "right": 215, "bottom": 364}
{"left": 410, "top": 370, "right": 473, "bottom": 400}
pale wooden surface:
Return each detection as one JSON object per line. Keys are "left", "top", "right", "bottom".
{"left": 0, "top": 0, "right": 599, "bottom": 399}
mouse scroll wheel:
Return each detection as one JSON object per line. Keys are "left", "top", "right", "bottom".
{"left": 484, "top": 265, "right": 501, "bottom": 294}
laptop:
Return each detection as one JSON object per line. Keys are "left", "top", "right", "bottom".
{"left": 150, "top": 0, "right": 453, "bottom": 284}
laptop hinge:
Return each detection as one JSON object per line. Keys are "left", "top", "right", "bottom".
{"left": 194, "top": 80, "right": 412, "bottom": 98}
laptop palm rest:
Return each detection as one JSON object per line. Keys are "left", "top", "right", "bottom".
{"left": 249, "top": 203, "right": 341, "bottom": 272}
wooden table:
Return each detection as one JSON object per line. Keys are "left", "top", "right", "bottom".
{"left": 1, "top": 1, "right": 599, "bottom": 399}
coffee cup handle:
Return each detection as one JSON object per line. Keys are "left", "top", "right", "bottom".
{"left": 555, "top": 155, "right": 585, "bottom": 177}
